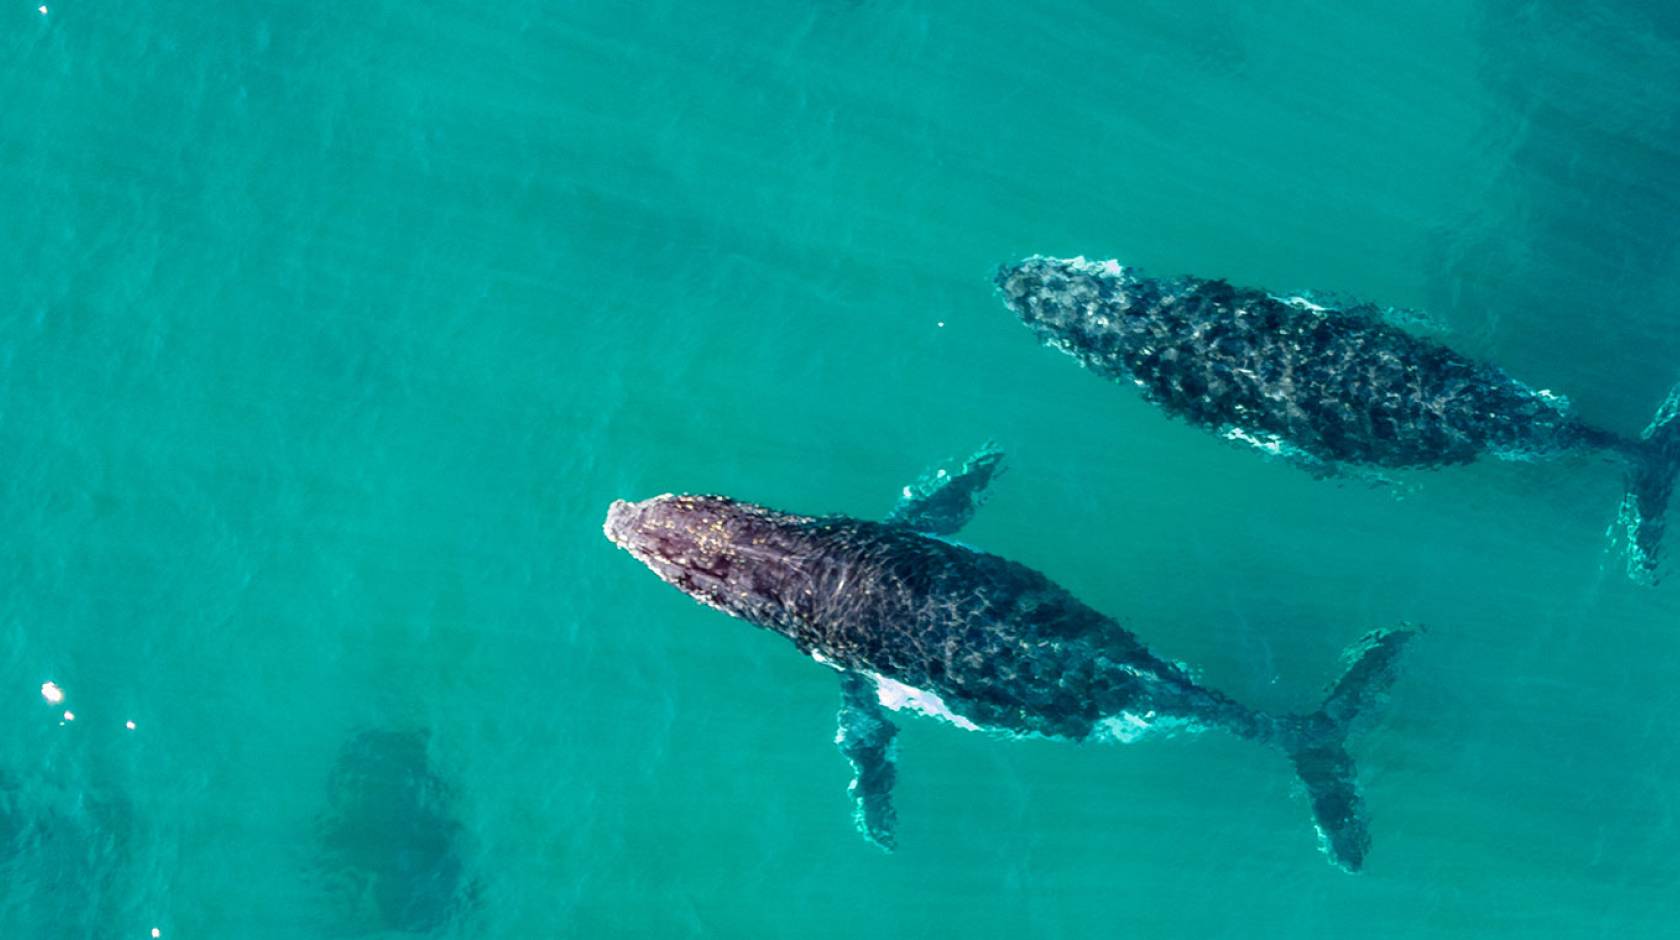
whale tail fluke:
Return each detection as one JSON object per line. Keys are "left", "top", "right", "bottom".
{"left": 1619, "top": 383, "right": 1680, "bottom": 585}
{"left": 1285, "top": 626, "right": 1418, "bottom": 873}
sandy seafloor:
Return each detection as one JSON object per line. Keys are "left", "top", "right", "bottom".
{"left": 4, "top": 1, "right": 1680, "bottom": 936}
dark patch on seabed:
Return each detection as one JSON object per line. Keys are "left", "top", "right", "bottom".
{"left": 313, "top": 729, "right": 478, "bottom": 935}
{"left": 0, "top": 766, "right": 140, "bottom": 933}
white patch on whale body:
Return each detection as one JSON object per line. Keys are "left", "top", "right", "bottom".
{"left": 856, "top": 675, "right": 1202, "bottom": 744}
{"left": 869, "top": 675, "right": 980, "bottom": 731}
{"left": 1048, "top": 255, "right": 1125, "bottom": 279}
{"left": 1488, "top": 444, "right": 1548, "bottom": 462}
{"left": 1091, "top": 710, "right": 1200, "bottom": 744}
{"left": 1509, "top": 380, "right": 1573, "bottom": 420}
{"left": 1220, "top": 425, "right": 1332, "bottom": 473}
{"left": 1222, "top": 425, "right": 1288, "bottom": 457}
{"left": 1271, "top": 291, "right": 1453, "bottom": 337}
{"left": 1217, "top": 424, "right": 1419, "bottom": 495}
{"left": 1273, "top": 293, "right": 1329, "bottom": 314}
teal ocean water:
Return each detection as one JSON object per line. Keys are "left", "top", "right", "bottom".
{"left": 5, "top": 1, "right": 1680, "bottom": 935}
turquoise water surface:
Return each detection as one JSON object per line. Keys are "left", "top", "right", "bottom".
{"left": 4, "top": 1, "right": 1680, "bottom": 936}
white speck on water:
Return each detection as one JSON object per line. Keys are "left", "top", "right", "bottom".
{"left": 41, "top": 680, "right": 64, "bottom": 704}
{"left": 62, "top": 710, "right": 74, "bottom": 721}
{"left": 126, "top": 720, "right": 137, "bottom": 730}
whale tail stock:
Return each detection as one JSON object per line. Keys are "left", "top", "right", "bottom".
{"left": 1282, "top": 626, "right": 1418, "bottom": 873}
{"left": 1619, "top": 382, "right": 1680, "bottom": 585}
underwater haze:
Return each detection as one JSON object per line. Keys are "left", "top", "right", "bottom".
{"left": 5, "top": 0, "right": 1680, "bottom": 935}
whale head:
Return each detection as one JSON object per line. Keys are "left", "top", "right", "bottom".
{"left": 604, "top": 494, "right": 817, "bottom": 627}
{"left": 995, "top": 255, "right": 1134, "bottom": 352}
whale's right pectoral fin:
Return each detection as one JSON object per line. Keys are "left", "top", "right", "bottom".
{"left": 884, "top": 442, "right": 1006, "bottom": 536}
{"left": 836, "top": 672, "right": 899, "bottom": 851}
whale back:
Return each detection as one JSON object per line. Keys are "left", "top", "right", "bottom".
{"left": 793, "top": 518, "right": 1196, "bottom": 738}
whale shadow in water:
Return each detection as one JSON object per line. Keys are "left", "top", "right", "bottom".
{"left": 313, "top": 729, "right": 478, "bottom": 936}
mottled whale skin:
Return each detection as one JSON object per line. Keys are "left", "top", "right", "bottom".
{"left": 997, "top": 256, "right": 1680, "bottom": 583}
{"left": 604, "top": 472, "right": 1414, "bottom": 872}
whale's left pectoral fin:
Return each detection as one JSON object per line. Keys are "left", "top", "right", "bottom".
{"left": 885, "top": 442, "right": 1006, "bottom": 536}
{"left": 837, "top": 672, "right": 899, "bottom": 851}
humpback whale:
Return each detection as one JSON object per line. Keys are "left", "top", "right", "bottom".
{"left": 603, "top": 446, "right": 1416, "bottom": 871}
{"left": 995, "top": 256, "right": 1680, "bottom": 584}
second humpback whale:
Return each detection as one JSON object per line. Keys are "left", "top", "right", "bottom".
{"left": 995, "top": 256, "right": 1680, "bottom": 584}
{"left": 603, "top": 447, "right": 1416, "bottom": 871}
